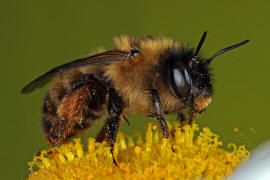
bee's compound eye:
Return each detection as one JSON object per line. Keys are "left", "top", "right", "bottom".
{"left": 170, "top": 61, "right": 192, "bottom": 99}
{"left": 184, "top": 69, "right": 192, "bottom": 85}
{"left": 173, "top": 69, "right": 186, "bottom": 88}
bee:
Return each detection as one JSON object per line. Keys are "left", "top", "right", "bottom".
{"left": 22, "top": 32, "right": 249, "bottom": 165}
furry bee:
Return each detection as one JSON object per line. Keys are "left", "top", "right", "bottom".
{"left": 22, "top": 32, "right": 249, "bottom": 164}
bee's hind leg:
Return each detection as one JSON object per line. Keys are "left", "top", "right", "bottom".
{"left": 43, "top": 74, "right": 107, "bottom": 146}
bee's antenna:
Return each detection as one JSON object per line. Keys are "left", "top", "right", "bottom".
{"left": 204, "top": 40, "right": 250, "bottom": 67}
{"left": 192, "top": 31, "right": 207, "bottom": 61}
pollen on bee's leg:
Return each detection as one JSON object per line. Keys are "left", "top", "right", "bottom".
{"left": 47, "top": 118, "right": 75, "bottom": 147}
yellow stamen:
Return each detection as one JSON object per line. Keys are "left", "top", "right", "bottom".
{"left": 28, "top": 121, "right": 249, "bottom": 180}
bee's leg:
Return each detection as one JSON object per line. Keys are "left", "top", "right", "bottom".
{"left": 96, "top": 125, "right": 106, "bottom": 143}
{"left": 188, "top": 109, "right": 198, "bottom": 126}
{"left": 151, "top": 89, "right": 169, "bottom": 138}
{"left": 104, "top": 88, "right": 123, "bottom": 166}
{"left": 42, "top": 93, "right": 70, "bottom": 146}
{"left": 177, "top": 113, "right": 185, "bottom": 123}
{"left": 43, "top": 74, "right": 107, "bottom": 146}
{"left": 188, "top": 117, "right": 193, "bottom": 125}
{"left": 177, "top": 113, "right": 192, "bottom": 127}
{"left": 96, "top": 115, "right": 129, "bottom": 143}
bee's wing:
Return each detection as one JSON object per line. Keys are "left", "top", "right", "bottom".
{"left": 21, "top": 50, "right": 132, "bottom": 94}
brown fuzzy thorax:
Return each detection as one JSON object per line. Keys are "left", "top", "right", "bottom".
{"left": 104, "top": 36, "right": 188, "bottom": 115}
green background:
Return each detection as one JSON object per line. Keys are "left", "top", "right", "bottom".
{"left": 1, "top": 0, "right": 269, "bottom": 179}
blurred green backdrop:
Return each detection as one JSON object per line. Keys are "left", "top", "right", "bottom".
{"left": 1, "top": 0, "right": 269, "bottom": 179}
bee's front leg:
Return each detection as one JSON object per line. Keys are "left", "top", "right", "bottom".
{"left": 103, "top": 88, "right": 124, "bottom": 166}
{"left": 151, "top": 89, "right": 169, "bottom": 138}
{"left": 177, "top": 113, "right": 193, "bottom": 127}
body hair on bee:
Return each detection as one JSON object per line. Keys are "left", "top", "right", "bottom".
{"left": 22, "top": 32, "right": 249, "bottom": 165}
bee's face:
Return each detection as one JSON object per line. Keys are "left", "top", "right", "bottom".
{"left": 167, "top": 31, "right": 249, "bottom": 113}
{"left": 168, "top": 50, "right": 213, "bottom": 111}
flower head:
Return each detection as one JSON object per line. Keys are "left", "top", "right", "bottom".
{"left": 28, "top": 122, "right": 249, "bottom": 180}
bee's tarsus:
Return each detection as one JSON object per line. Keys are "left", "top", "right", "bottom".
{"left": 177, "top": 113, "right": 193, "bottom": 128}
{"left": 111, "top": 145, "right": 119, "bottom": 166}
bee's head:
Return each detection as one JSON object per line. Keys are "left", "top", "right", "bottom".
{"left": 168, "top": 31, "right": 249, "bottom": 112}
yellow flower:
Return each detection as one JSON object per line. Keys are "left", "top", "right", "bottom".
{"left": 28, "top": 122, "right": 249, "bottom": 180}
